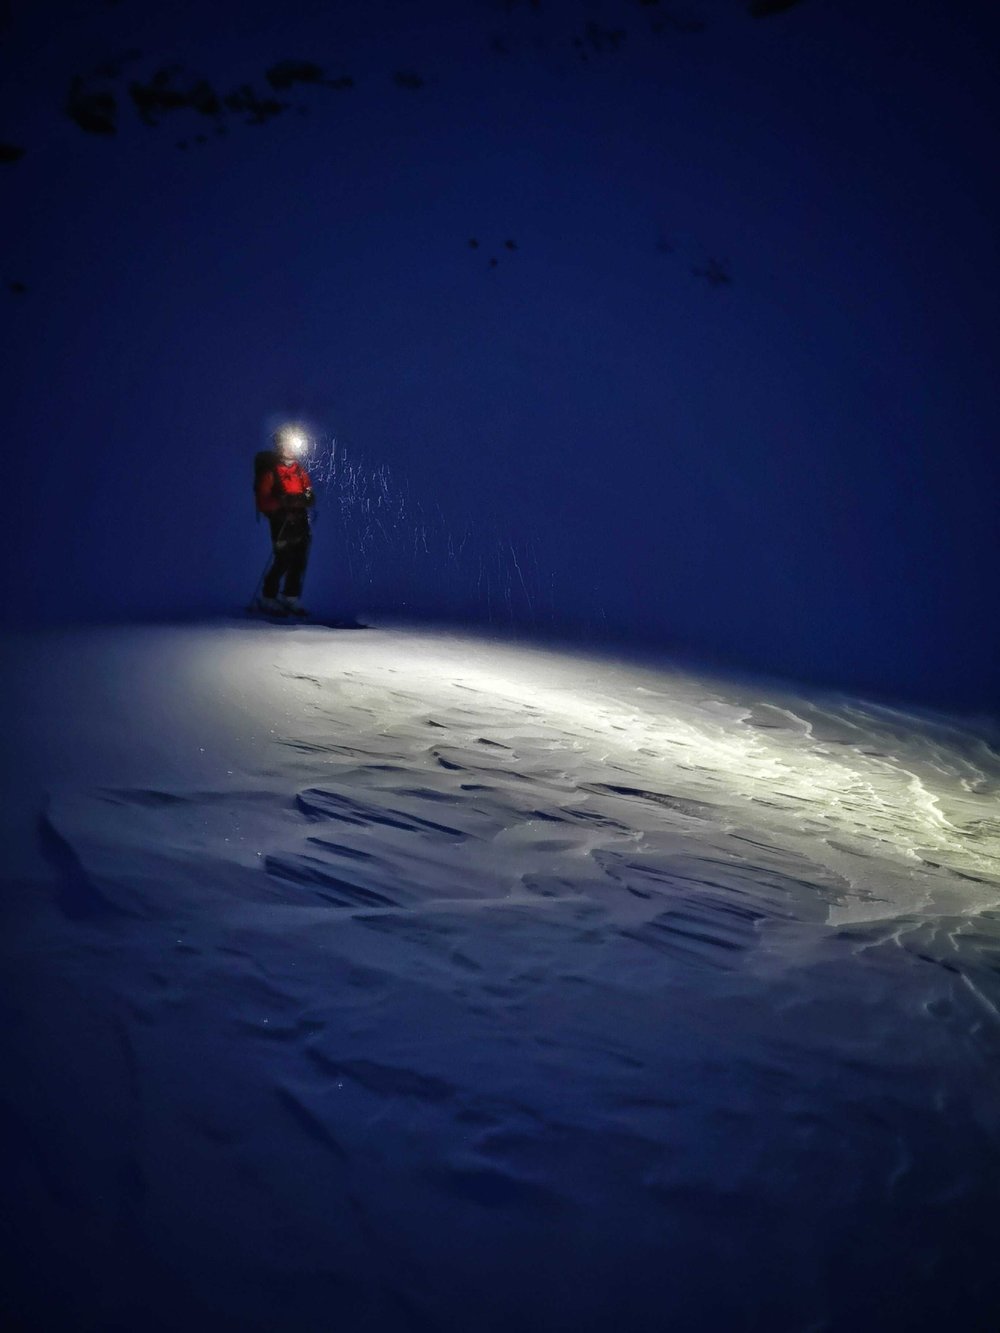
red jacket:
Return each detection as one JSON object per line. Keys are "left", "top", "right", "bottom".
{"left": 256, "top": 460, "right": 313, "bottom": 515}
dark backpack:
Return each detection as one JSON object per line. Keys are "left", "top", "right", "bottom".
{"left": 254, "top": 450, "right": 283, "bottom": 516}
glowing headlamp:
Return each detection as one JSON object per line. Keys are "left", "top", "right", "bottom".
{"left": 278, "top": 427, "right": 307, "bottom": 455}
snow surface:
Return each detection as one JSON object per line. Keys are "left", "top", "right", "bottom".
{"left": 2, "top": 622, "right": 999, "bottom": 1332}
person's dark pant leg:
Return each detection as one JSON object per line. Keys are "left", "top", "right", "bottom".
{"left": 283, "top": 537, "right": 310, "bottom": 598}
{"left": 264, "top": 511, "right": 310, "bottom": 599}
{"left": 263, "top": 513, "right": 292, "bottom": 598}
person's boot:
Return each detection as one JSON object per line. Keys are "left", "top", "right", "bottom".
{"left": 280, "top": 595, "right": 309, "bottom": 617}
{"left": 257, "top": 595, "right": 287, "bottom": 616}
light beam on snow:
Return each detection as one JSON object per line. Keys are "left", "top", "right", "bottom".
{"left": 187, "top": 626, "right": 1000, "bottom": 925}
{"left": 391, "top": 639, "right": 1000, "bottom": 917}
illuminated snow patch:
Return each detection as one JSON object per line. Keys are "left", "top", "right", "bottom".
{"left": 175, "top": 624, "right": 1000, "bottom": 925}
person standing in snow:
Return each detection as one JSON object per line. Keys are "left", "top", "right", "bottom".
{"left": 255, "top": 426, "right": 315, "bottom": 616}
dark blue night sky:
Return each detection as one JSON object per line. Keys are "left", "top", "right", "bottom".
{"left": 2, "top": 0, "right": 998, "bottom": 709}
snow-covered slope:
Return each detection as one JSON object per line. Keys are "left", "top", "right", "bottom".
{"left": 2, "top": 623, "right": 999, "bottom": 1332}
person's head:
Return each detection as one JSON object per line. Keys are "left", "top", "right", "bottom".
{"left": 273, "top": 426, "right": 306, "bottom": 461}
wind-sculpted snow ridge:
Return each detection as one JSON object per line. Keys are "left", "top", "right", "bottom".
{"left": 4, "top": 624, "right": 1000, "bottom": 1332}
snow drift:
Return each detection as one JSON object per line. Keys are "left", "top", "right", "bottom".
{"left": 2, "top": 622, "right": 999, "bottom": 1332}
